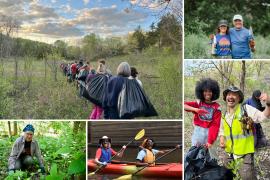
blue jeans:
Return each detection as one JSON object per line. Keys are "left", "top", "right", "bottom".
{"left": 191, "top": 126, "right": 209, "bottom": 146}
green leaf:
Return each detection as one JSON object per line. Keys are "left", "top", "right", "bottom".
{"left": 46, "top": 164, "right": 65, "bottom": 180}
{"left": 68, "top": 155, "right": 86, "bottom": 175}
{"left": 50, "top": 163, "right": 58, "bottom": 176}
{"left": 55, "top": 146, "right": 71, "bottom": 155}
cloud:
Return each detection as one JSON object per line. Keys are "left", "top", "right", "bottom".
{"left": 83, "top": 0, "right": 90, "bottom": 5}
{"left": 71, "top": 6, "right": 148, "bottom": 35}
{"left": 0, "top": 0, "right": 150, "bottom": 42}
{"left": 21, "top": 22, "right": 84, "bottom": 37}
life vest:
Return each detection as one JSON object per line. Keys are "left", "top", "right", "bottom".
{"left": 223, "top": 104, "right": 255, "bottom": 155}
{"left": 143, "top": 149, "right": 155, "bottom": 165}
{"left": 99, "top": 148, "right": 112, "bottom": 163}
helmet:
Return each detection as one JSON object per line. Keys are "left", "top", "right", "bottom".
{"left": 99, "top": 136, "right": 112, "bottom": 145}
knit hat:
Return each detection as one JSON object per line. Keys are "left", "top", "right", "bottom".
{"left": 23, "top": 124, "right": 35, "bottom": 134}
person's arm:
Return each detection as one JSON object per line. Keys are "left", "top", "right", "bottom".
{"left": 261, "top": 93, "right": 270, "bottom": 118}
{"left": 248, "top": 29, "right": 255, "bottom": 52}
{"left": 34, "top": 141, "right": 45, "bottom": 173}
{"left": 206, "top": 109, "right": 222, "bottom": 148}
{"left": 184, "top": 102, "right": 208, "bottom": 115}
{"left": 111, "top": 146, "right": 127, "bottom": 158}
{"left": 156, "top": 145, "right": 181, "bottom": 155}
{"left": 211, "top": 35, "right": 217, "bottom": 55}
{"left": 8, "top": 140, "right": 20, "bottom": 171}
{"left": 219, "top": 118, "right": 226, "bottom": 148}
{"left": 245, "top": 100, "right": 270, "bottom": 123}
{"left": 94, "top": 148, "right": 105, "bottom": 165}
{"left": 136, "top": 150, "right": 148, "bottom": 166}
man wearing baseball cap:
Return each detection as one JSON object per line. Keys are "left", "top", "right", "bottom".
{"left": 8, "top": 124, "right": 45, "bottom": 175}
{"left": 219, "top": 86, "right": 270, "bottom": 179}
{"left": 229, "top": 14, "right": 255, "bottom": 59}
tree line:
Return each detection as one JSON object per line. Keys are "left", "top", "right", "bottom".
{"left": 184, "top": 0, "right": 270, "bottom": 35}
{"left": 0, "top": 13, "right": 181, "bottom": 62}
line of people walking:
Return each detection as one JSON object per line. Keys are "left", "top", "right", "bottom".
{"left": 60, "top": 59, "right": 156, "bottom": 120}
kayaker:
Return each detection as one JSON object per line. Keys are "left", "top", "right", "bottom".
{"left": 219, "top": 86, "right": 270, "bottom": 180}
{"left": 8, "top": 124, "right": 45, "bottom": 175}
{"left": 136, "top": 138, "right": 180, "bottom": 166}
{"left": 184, "top": 78, "right": 221, "bottom": 149}
{"left": 95, "top": 136, "right": 126, "bottom": 166}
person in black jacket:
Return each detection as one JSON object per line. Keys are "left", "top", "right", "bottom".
{"left": 103, "top": 62, "right": 131, "bottom": 119}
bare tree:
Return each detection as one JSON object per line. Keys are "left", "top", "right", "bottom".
{"left": 14, "top": 121, "right": 18, "bottom": 135}
{"left": 239, "top": 61, "right": 246, "bottom": 93}
{"left": 0, "top": 15, "right": 20, "bottom": 85}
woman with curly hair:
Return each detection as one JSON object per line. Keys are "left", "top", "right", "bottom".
{"left": 184, "top": 78, "right": 221, "bottom": 148}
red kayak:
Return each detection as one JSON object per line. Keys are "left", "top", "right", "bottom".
{"left": 88, "top": 159, "right": 182, "bottom": 178}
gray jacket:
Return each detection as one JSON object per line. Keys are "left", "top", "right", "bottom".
{"left": 8, "top": 136, "right": 44, "bottom": 170}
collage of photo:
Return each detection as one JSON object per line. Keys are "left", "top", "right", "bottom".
{"left": 0, "top": 0, "right": 270, "bottom": 180}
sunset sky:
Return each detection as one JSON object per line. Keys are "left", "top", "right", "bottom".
{"left": 0, "top": 0, "right": 172, "bottom": 44}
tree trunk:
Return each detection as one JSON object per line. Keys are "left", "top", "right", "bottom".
{"left": 44, "top": 57, "right": 47, "bottom": 82}
{"left": 8, "top": 121, "right": 12, "bottom": 137}
{"left": 14, "top": 121, "right": 18, "bottom": 135}
{"left": 73, "top": 122, "right": 80, "bottom": 134}
{"left": 14, "top": 57, "right": 18, "bottom": 87}
{"left": 240, "top": 61, "right": 246, "bottom": 94}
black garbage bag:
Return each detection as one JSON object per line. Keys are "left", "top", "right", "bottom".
{"left": 80, "top": 82, "right": 91, "bottom": 100}
{"left": 117, "top": 79, "right": 158, "bottom": 119}
{"left": 184, "top": 146, "right": 234, "bottom": 180}
{"left": 86, "top": 74, "right": 109, "bottom": 106}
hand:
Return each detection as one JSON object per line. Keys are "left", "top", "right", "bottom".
{"left": 175, "top": 145, "right": 181, "bottom": 149}
{"left": 122, "top": 145, "right": 127, "bottom": 149}
{"left": 249, "top": 40, "right": 255, "bottom": 52}
{"left": 260, "top": 93, "right": 268, "bottom": 101}
{"left": 220, "top": 136, "right": 226, "bottom": 148}
{"left": 209, "top": 34, "right": 214, "bottom": 40}
{"left": 40, "top": 167, "right": 46, "bottom": 174}
{"left": 196, "top": 109, "right": 208, "bottom": 115}
{"left": 8, "top": 170, "right": 15, "bottom": 175}
{"left": 205, "top": 143, "right": 212, "bottom": 149}
{"left": 102, "top": 162, "right": 107, "bottom": 166}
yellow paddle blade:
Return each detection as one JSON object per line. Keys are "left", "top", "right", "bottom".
{"left": 113, "top": 174, "right": 133, "bottom": 180}
{"left": 134, "top": 129, "right": 145, "bottom": 140}
{"left": 88, "top": 172, "right": 96, "bottom": 176}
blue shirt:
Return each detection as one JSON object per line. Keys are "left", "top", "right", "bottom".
{"left": 136, "top": 149, "right": 159, "bottom": 161}
{"left": 214, "top": 34, "right": 231, "bottom": 56}
{"left": 229, "top": 27, "right": 253, "bottom": 59}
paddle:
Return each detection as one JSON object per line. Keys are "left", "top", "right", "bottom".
{"left": 88, "top": 129, "right": 145, "bottom": 176}
{"left": 114, "top": 145, "right": 182, "bottom": 180}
